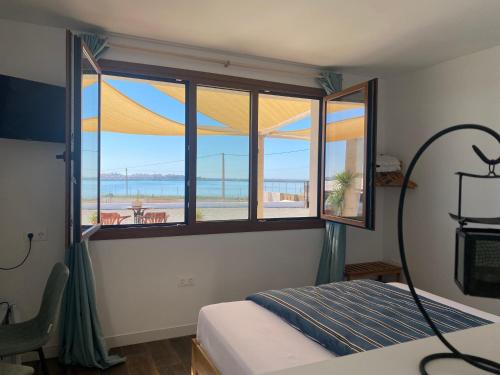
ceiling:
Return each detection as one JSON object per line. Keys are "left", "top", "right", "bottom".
{"left": 2, "top": 0, "right": 500, "bottom": 73}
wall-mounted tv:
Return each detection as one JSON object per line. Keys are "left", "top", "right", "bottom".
{"left": 0, "top": 74, "right": 65, "bottom": 143}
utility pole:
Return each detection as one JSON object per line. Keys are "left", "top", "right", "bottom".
{"left": 221, "top": 153, "right": 225, "bottom": 200}
{"left": 125, "top": 168, "right": 129, "bottom": 196}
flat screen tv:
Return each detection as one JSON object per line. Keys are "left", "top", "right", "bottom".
{"left": 0, "top": 74, "right": 65, "bottom": 143}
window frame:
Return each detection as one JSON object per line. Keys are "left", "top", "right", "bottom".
{"left": 87, "top": 59, "right": 326, "bottom": 240}
{"left": 66, "top": 32, "right": 104, "bottom": 245}
{"left": 319, "top": 79, "right": 378, "bottom": 230}
{"left": 256, "top": 90, "right": 322, "bottom": 221}
{"left": 195, "top": 84, "right": 252, "bottom": 222}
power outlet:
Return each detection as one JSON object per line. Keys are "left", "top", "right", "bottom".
{"left": 177, "top": 276, "right": 195, "bottom": 287}
{"left": 25, "top": 229, "right": 48, "bottom": 241}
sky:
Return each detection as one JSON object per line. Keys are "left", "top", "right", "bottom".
{"left": 82, "top": 77, "right": 362, "bottom": 181}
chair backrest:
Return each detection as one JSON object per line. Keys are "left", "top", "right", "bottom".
{"left": 143, "top": 212, "right": 168, "bottom": 223}
{"left": 35, "top": 263, "right": 69, "bottom": 338}
{"left": 101, "top": 212, "right": 120, "bottom": 225}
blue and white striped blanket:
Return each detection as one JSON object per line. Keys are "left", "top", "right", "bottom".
{"left": 246, "top": 280, "right": 491, "bottom": 356}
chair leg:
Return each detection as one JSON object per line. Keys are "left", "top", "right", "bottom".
{"left": 37, "top": 348, "right": 49, "bottom": 375}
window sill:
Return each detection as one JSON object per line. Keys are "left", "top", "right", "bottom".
{"left": 89, "top": 218, "right": 325, "bottom": 240}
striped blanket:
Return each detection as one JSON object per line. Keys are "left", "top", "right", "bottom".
{"left": 246, "top": 280, "right": 491, "bottom": 356}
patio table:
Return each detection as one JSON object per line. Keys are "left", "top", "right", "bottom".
{"left": 127, "top": 206, "right": 150, "bottom": 224}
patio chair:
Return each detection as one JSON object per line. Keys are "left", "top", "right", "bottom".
{"left": 101, "top": 212, "right": 120, "bottom": 225}
{"left": 117, "top": 215, "right": 130, "bottom": 224}
{"left": 143, "top": 212, "right": 169, "bottom": 224}
{"left": 0, "top": 263, "right": 69, "bottom": 375}
{"left": 100, "top": 213, "right": 130, "bottom": 225}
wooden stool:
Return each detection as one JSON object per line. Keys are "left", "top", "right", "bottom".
{"left": 345, "top": 261, "right": 402, "bottom": 282}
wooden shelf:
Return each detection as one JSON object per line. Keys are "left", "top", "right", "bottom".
{"left": 376, "top": 171, "right": 417, "bottom": 189}
{"left": 344, "top": 261, "right": 402, "bottom": 281}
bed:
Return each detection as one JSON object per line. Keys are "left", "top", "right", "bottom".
{"left": 192, "top": 282, "right": 500, "bottom": 375}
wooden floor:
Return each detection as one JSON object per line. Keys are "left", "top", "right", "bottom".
{"left": 26, "top": 335, "right": 194, "bottom": 375}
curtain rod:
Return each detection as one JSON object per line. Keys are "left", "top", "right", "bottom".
{"left": 107, "top": 42, "right": 323, "bottom": 79}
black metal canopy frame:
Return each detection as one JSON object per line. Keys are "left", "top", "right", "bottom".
{"left": 397, "top": 124, "right": 500, "bottom": 374}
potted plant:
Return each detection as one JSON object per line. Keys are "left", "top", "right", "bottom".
{"left": 326, "top": 170, "right": 355, "bottom": 216}
{"left": 196, "top": 209, "right": 204, "bottom": 221}
{"left": 88, "top": 212, "right": 98, "bottom": 225}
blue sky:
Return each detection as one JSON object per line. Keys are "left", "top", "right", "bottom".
{"left": 82, "top": 78, "right": 361, "bottom": 180}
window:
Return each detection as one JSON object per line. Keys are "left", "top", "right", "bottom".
{"left": 67, "top": 34, "right": 377, "bottom": 240}
{"left": 80, "top": 62, "right": 99, "bottom": 226}
{"left": 97, "top": 76, "right": 186, "bottom": 225}
{"left": 196, "top": 87, "right": 250, "bottom": 221}
{"left": 258, "top": 94, "right": 320, "bottom": 219}
{"left": 321, "top": 80, "right": 377, "bottom": 229}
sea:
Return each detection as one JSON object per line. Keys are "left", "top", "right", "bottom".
{"left": 83, "top": 178, "right": 308, "bottom": 199}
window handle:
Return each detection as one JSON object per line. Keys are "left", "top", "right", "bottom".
{"left": 56, "top": 151, "right": 66, "bottom": 161}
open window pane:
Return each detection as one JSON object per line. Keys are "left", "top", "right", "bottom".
{"left": 97, "top": 76, "right": 186, "bottom": 225}
{"left": 324, "top": 95, "right": 364, "bottom": 218}
{"left": 257, "top": 94, "right": 320, "bottom": 219}
{"left": 196, "top": 86, "right": 250, "bottom": 221}
{"left": 80, "top": 56, "right": 99, "bottom": 226}
{"left": 321, "top": 80, "right": 377, "bottom": 229}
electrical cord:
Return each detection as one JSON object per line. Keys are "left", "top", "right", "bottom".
{"left": 0, "top": 233, "right": 34, "bottom": 271}
{"left": 398, "top": 124, "right": 500, "bottom": 374}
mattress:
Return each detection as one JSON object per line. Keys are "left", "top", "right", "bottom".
{"left": 196, "top": 282, "right": 500, "bottom": 375}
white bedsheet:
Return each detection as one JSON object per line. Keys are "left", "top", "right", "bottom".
{"left": 197, "top": 283, "right": 500, "bottom": 375}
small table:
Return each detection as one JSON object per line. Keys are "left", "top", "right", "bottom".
{"left": 127, "top": 206, "right": 150, "bottom": 224}
{"left": 345, "top": 261, "right": 402, "bottom": 282}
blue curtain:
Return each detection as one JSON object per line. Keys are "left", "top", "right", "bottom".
{"left": 316, "top": 71, "right": 342, "bottom": 95}
{"left": 315, "top": 70, "right": 346, "bottom": 285}
{"left": 59, "top": 241, "right": 125, "bottom": 369}
{"left": 80, "top": 33, "right": 108, "bottom": 59}
{"left": 315, "top": 221, "right": 347, "bottom": 285}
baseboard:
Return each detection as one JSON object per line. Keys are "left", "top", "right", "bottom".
{"left": 105, "top": 323, "right": 197, "bottom": 348}
{"left": 22, "top": 323, "right": 197, "bottom": 362}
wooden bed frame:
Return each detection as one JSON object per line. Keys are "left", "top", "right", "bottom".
{"left": 191, "top": 339, "right": 221, "bottom": 375}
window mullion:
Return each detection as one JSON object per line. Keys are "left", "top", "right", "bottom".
{"left": 97, "top": 74, "right": 102, "bottom": 223}
{"left": 249, "top": 90, "right": 259, "bottom": 222}
{"left": 186, "top": 81, "right": 197, "bottom": 225}
{"left": 317, "top": 97, "right": 324, "bottom": 218}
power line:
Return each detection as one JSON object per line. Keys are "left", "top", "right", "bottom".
{"left": 224, "top": 148, "right": 309, "bottom": 157}
{"left": 101, "top": 149, "right": 310, "bottom": 173}
{"left": 266, "top": 148, "right": 309, "bottom": 156}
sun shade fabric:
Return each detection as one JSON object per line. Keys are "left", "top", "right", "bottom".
{"left": 154, "top": 84, "right": 314, "bottom": 135}
{"left": 83, "top": 81, "right": 237, "bottom": 136}
{"left": 83, "top": 81, "right": 185, "bottom": 135}
{"left": 82, "top": 76, "right": 364, "bottom": 143}
{"left": 82, "top": 75, "right": 98, "bottom": 88}
{"left": 59, "top": 241, "right": 125, "bottom": 369}
{"left": 268, "top": 116, "right": 364, "bottom": 142}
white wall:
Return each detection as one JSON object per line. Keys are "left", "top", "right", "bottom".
{"left": 0, "top": 19, "right": 67, "bottom": 353}
{"left": 91, "top": 230, "right": 323, "bottom": 345}
{"left": 0, "top": 19, "right": 384, "bottom": 356}
{"left": 0, "top": 19, "right": 66, "bottom": 86}
{"left": 381, "top": 46, "right": 500, "bottom": 315}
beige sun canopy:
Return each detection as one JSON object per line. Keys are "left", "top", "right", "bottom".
{"left": 82, "top": 77, "right": 365, "bottom": 142}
